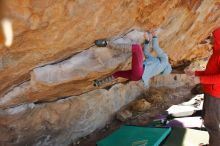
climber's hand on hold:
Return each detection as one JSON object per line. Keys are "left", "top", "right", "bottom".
{"left": 144, "top": 32, "right": 151, "bottom": 41}
{"left": 184, "top": 68, "right": 195, "bottom": 76}
{"left": 151, "top": 29, "right": 158, "bottom": 37}
{"left": 144, "top": 32, "right": 147, "bottom": 40}
{"left": 143, "top": 32, "right": 152, "bottom": 45}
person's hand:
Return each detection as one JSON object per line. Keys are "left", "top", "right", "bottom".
{"left": 144, "top": 32, "right": 151, "bottom": 41}
{"left": 144, "top": 32, "right": 147, "bottom": 40}
{"left": 151, "top": 29, "right": 158, "bottom": 37}
{"left": 184, "top": 66, "right": 195, "bottom": 76}
{"left": 184, "top": 68, "right": 195, "bottom": 76}
{"left": 189, "top": 76, "right": 200, "bottom": 84}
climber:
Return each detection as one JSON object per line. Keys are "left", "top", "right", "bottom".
{"left": 185, "top": 27, "right": 220, "bottom": 146}
{"left": 93, "top": 30, "right": 172, "bottom": 87}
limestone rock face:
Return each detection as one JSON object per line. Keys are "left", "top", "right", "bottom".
{"left": 0, "top": 0, "right": 220, "bottom": 145}
{"left": 0, "top": 0, "right": 220, "bottom": 108}
{"left": 0, "top": 81, "right": 144, "bottom": 146}
{"left": 0, "top": 74, "right": 192, "bottom": 146}
{"left": 0, "top": 0, "right": 219, "bottom": 108}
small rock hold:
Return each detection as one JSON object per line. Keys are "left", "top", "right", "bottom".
{"left": 116, "top": 110, "right": 132, "bottom": 122}
{"left": 131, "top": 99, "right": 151, "bottom": 112}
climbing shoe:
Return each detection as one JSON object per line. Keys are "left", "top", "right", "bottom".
{"left": 93, "top": 80, "right": 101, "bottom": 87}
{"left": 93, "top": 76, "right": 115, "bottom": 87}
{"left": 95, "top": 39, "right": 108, "bottom": 47}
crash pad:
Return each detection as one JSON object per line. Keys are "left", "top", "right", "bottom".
{"left": 167, "top": 94, "right": 203, "bottom": 117}
{"left": 166, "top": 116, "right": 204, "bottom": 128}
{"left": 97, "top": 126, "right": 171, "bottom": 146}
{"left": 167, "top": 105, "right": 196, "bottom": 117}
{"left": 162, "top": 128, "right": 209, "bottom": 146}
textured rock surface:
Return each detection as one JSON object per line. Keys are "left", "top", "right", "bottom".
{"left": 0, "top": 74, "right": 192, "bottom": 146}
{"left": 0, "top": 0, "right": 219, "bottom": 108}
{"left": 0, "top": 81, "right": 144, "bottom": 146}
{"left": 0, "top": 30, "right": 146, "bottom": 108}
{"left": 0, "top": 0, "right": 220, "bottom": 145}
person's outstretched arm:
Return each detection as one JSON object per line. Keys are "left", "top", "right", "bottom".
{"left": 151, "top": 34, "right": 172, "bottom": 75}
{"left": 152, "top": 37, "right": 166, "bottom": 57}
{"left": 199, "top": 74, "right": 220, "bottom": 84}
{"left": 143, "top": 40, "right": 152, "bottom": 58}
{"left": 152, "top": 37, "right": 169, "bottom": 65}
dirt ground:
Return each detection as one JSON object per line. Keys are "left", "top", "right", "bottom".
{"left": 70, "top": 84, "right": 197, "bottom": 146}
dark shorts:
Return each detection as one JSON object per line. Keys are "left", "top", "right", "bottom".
{"left": 203, "top": 94, "right": 220, "bottom": 146}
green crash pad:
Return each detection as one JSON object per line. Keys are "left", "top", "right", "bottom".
{"left": 97, "top": 126, "right": 171, "bottom": 146}
{"left": 162, "top": 128, "right": 209, "bottom": 146}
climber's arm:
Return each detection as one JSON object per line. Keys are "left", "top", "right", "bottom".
{"left": 143, "top": 40, "right": 152, "bottom": 58}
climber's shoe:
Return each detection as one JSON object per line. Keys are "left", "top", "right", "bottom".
{"left": 93, "top": 80, "right": 101, "bottom": 87}
{"left": 93, "top": 75, "right": 115, "bottom": 87}
{"left": 95, "top": 39, "right": 108, "bottom": 47}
